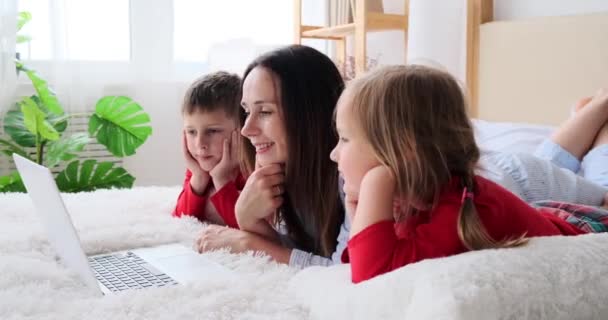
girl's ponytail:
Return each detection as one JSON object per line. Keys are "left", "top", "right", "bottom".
{"left": 457, "top": 169, "right": 528, "bottom": 250}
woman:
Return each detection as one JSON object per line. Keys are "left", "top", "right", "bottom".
{"left": 196, "top": 45, "right": 349, "bottom": 267}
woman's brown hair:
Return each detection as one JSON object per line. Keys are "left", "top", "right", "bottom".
{"left": 347, "top": 65, "right": 526, "bottom": 250}
{"left": 240, "top": 45, "right": 345, "bottom": 256}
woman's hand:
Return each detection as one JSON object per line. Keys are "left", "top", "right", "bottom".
{"left": 196, "top": 225, "right": 254, "bottom": 254}
{"left": 195, "top": 225, "right": 292, "bottom": 264}
{"left": 182, "top": 131, "right": 210, "bottom": 195}
{"left": 235, "top": 163, "right": 285, "bottom": 230}
{"left": 350, "top": 166, "right": 396, "bottom": 237}
{"left": 209, "top": 130, "right": 240, "bottom": 190}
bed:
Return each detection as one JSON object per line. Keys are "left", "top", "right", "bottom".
{"left": 3, "top": 3, "right": 608, "bottom": 320}
{"left": 2, "top": 123, "right": 607, "bottom": 320}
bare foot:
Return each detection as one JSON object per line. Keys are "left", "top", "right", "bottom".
{"left": 574, "top": 96, "right": 593, "bottom": 112}
{"left": 592, "top": 120, "right": 608, "bottom": 148}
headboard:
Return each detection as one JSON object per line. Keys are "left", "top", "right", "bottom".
{"left": 466, "top": 0, "right": 608, "bottom": 126}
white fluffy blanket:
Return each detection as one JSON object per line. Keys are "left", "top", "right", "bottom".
{"left": 2, "top": 187, "right": 608, "bottom": 320}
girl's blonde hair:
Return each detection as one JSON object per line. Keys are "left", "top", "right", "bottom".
{"left": 347, "top": 65, "right": 527, "bottom": 250}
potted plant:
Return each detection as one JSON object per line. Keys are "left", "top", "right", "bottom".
{"left": 0, "top": 12, "right": 152, "bottom": 193}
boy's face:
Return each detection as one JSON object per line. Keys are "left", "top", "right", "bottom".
{"left": 183, "top": 109, "right": 236, "bottom": 172}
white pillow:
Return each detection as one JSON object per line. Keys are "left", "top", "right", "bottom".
{"left": 473, "top": 119, "right": 555, "bottom": 154}
{"left": 289, "top": 233, "right": 608, "bottom": 320}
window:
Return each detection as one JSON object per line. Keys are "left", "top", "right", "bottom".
{"left": 173, "top": 0, "right": 293, "bottom": 62}
{"left": 17, "top": 0, "right": 130, "bottom": 61}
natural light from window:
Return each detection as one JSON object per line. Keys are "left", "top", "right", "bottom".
{"left": 17, "top": 0, "right": 130, "bottom": 61}
{"left": 173, "top": 0, "right": 293, "bottom": 62}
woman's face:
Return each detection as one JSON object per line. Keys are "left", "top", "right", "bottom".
{"left": 241, "top": 67, "right": 288, "bottom": 167}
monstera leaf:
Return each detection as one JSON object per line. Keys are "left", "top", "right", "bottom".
{"left": 89, "top": 96, "right": 152, "bottom": 157}
{"left": 0, "top": 138, "right": 30, "bottom": 159}
{"left": 3, "top": 97, "right": 67, "bottom": 148}
{"left": 0, "top": 172, "right": 26, "bottom": 193}
{"left": 21, "top": 97, "right": 60, "bottom": 141}
{"left": 45, "top": 133, "right": 90, "bottom": 168}
{"left": 23, "top": 69, "right": 63, "bottom": 115}
{"left": 55, "top": 160, "right": 134, "bottom": 192}
{"left": 17, "top": 12, "right": 32, "bottom": 31}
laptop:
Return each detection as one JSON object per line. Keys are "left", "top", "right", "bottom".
{"left": 13, "top": 153, "right": 233, "bottom": 296}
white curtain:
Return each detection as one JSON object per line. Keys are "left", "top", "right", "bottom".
{"left": 0, "top": 0, "right": 16, "bottom": 114}
{"left": 12, "top": 0, "right": 302, "bottom": 186}
{"left": 406, "top": 0, "right": 468, "bottom": 82}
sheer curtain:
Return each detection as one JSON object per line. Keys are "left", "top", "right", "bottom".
{"left": 12, "top": 0, "right": 314, "bottom": 186}
{"left": 406, "top": 0, "right": 468, "bottom": 82}
{"left": 0, "top": 0, "right": 16, "bottom": 114}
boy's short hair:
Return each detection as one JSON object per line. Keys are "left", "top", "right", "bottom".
{"left": 182, "top": 71, "right": 242, "bottom": 118}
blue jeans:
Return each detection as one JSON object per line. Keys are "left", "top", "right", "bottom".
{"left": 534, "top": 140, "right": 608, "bottom": 188}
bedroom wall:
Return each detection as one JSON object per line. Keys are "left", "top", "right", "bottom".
{"left": 126, "top": 0, "right": 327, "bottom": 187}
{"left": 131, "top": 0, "right": 608, "bottom": 187}
{"left": 376, "top": 0, "right": 608, "bottom": 82}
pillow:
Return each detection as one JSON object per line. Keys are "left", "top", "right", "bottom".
{"left": 289, "top": 233, "right": 608, "bottom": 320}
{"left": 473, "top": 119, "right": 555, "bottom": 154}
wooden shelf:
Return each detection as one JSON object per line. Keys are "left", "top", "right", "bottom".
{"left": 301, "top": 13, "right": 408, "bottom": 40}
{"left": 294, "top": 0, "right": 409, "bottom": 76}
{"left": 302, "top": 23, "right": 355, "bottom": 39}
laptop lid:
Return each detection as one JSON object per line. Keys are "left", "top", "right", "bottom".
{"left": 12, "top": 154, "right": 101, "bottom": 294}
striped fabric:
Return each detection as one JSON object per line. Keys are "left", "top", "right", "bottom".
{"left": 534, "top": 200, "right": 608, "bottom": 233}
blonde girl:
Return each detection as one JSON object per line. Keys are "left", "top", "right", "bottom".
{"left": 330, "top": 65, "right": 603, "bottom": 283}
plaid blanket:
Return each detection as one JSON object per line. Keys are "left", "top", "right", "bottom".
{"left": 534, "top": 201, "right": 608, "bottom": 233}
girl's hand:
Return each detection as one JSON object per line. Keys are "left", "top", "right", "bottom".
{"left": 209, "top": 130, "right": 240, "bottom": 189}
{"left": 350, "top": 166, "right": 396, "bottom": 237}
{"left": 235, "top": 161, "right": 285, "bottom": 229}
{"left": 182, "top": 131, "right": 210, "bottom": 194}
{"left": 344, "top": 194, "right": 358, "bottom": 222}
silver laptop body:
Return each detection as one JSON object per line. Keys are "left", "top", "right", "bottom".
{"left": 13, "top": 153, "right": 233, "bottom": 295}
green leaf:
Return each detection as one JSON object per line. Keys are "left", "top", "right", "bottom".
{"left": 16, "top": 35, "right": 32, "bottom": 44}
{"left": 17, "top": 12, "right": 32, "bottom": 32}
{"left": 25, "top": 69, "right": 64, "bottom": 115}
{"left": 0, "top": 138, "right": 31, "bottom": 159}
{"left": 0, "top": 172, "right": 26, "bottom": 193}
{"left": 89, "top": 96, "right": 152, "bottom": 157}
{"left": 20, "top": 97, "right": 60, "bottom": 141}
{"left": 3, "top": 108, "right": 35, "bottom": 147}
{"left": 55, "top": 160, "right": 135, "bottom": 192}
{"left": 45, "top": 133, "right": 90, "bottom": 168}
{"left": 15, "top": 59, "right": 26, "bottom": 71}
{"left": 3, "top": 99, "right": 67, "bottom": 148}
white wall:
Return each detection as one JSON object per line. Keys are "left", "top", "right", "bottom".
{"left": 127, "top": 0, "right": 328, "bottom": 187}
{"left": 126, "top": 0, "right": 608, "bottom": 187}
{"left": 375, "top": 0, "right": 608, "bottom": 82}
{"left": 494, "top": 0, "right": 608, "bottom": 20}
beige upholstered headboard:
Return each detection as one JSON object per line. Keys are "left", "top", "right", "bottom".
{"left": 467, "top": 2, "right": 608, "bottom": 126}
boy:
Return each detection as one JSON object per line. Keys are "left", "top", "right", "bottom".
{"left": 173, "top": 71, "right": 244, "bottom": 228}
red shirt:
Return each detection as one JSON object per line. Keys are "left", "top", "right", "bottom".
{"left": 343, "top": 176, "right": 586, "bottom": 283}
{"left": 172, "top": 170, "right": 245, "bottom": 228}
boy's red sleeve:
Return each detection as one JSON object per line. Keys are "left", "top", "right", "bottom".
{"left": 208, "top": 174, "right": 244, "bottom": 229}
{"left": 173, "top": 170, "right": 208, "bottom": 222}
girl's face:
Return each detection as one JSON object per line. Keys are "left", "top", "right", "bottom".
{"left": 240, "top": 66, "right": 288, "bottom": 167}
{"left": 330, "top": 92, "right": 381, "bottom": 206}
{"left": 183, "top": 109, "right": 236, "bottom": 171}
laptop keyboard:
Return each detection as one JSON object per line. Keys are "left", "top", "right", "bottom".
{"left": 89, "top": 251, "right": 178, "bottom": 292}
